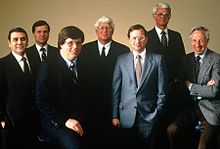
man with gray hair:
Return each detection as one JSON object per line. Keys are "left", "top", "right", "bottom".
{"left": 77, "top": 16, "right": 129, "bottom": 149}
{"left": 167, "top": 26, "right": 220, "bottom": 149}
{"left": 147, "top": 2, "right": 186, "bottom": 148}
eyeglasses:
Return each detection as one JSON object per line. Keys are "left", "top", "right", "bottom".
{"left": 156, "top": 13, "right": 171, "bottom": 18}
{"left": 97, "top": 26, "right": 113, "bottom": 31}
{"left": 130, "top": 36, "right": 146, "bottom": 41}
{"left": 65, "top": 40, "right": 82, "bottom": 47}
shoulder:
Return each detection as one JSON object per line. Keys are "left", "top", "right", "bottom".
{"left": 168, "top": 29, "right": 182, "bottom": 37}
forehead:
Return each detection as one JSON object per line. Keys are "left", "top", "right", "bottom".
{"left": 10, "top": 32, "right": 26, "bottom": 39}
{"left": 156, "top": 7, "right": 170, "bottom": 13}
{"left": 98, "top": 22, "right": 111, "bottom": 27}
{"left": 130, "top": 29, "right": 145, "bottom": 36}
{"left": 35, "top": 25, "right": 49, "bottom": 31}
{"left": 65, "top": 37, "right": 81, "bottom": 42}
{"left": 191, "top": 30, "right": 206, "bottom": 39}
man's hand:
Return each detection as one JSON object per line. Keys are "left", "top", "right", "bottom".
{"left": 207, "top": 79, "right": 215, "bottom": 86}
{"left": 112, "top": 118, "right": 120, "bottom": 127}
{"left": 185, "top": 80, "right": 191, "bottom": 88}
{"left": 1, "top": 121, "right": 5, "bottom": 128}
{"left": 65, "top": 119, "right": 84, "bottom": 136}
{"left": 167, "top": 122, "right": 178, "bottom": 136}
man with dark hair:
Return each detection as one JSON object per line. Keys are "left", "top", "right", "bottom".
{"left": 0, "top": 27, "right": 38, "bottom": 149}
{"left": 27, "top": 20, "right": 58, "bottom": 76}
{"left": 35, "top": 26, "right": 85, "bottom": 149}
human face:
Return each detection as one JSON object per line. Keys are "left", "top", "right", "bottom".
{"left": 8, "top": 32, "right": 28, "bottom": 56}
{"left": 33, "top": 25, "right": 49, "bottom": 46}
{"left": 129, "top": 29, "right": 148, "bottom": 53}
{"left": 60, "top": 38, "right": 82, "bottom": 61}
{"left": 153, "top": 6, "right": 171, "bottom": 30}
{"left": 191, "top": 30, "right": 208, "bottom": 55}
{"left": 95, "top": 22, "right": 113, "bottom": 44}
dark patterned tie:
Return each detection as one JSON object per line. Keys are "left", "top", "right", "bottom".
{"left": 69, "top": 62, "right": 78, "bottom": 81}
{"left": 161, "top": 30, "right": 167, "bottom": 47}
{"left": 135, "top": 55, "right": 142, "bottom": 87}
{"left": 101, "top": 46, "right": 106, "bottom": 58}
{"left": 195, "top": 56, "right": 201, "bottom": 80}
{"left": 22, "top": 57, "right": 31, "bottom": 77}
{"left": 40, "top": 48, "right": 47, "bottom": 61}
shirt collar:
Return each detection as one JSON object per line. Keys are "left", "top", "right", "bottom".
{"left": 60, "top": 52, "right": 77, "bottom": 68}
{"left": 133, "top": 48, "right": 146, "bottom": 60}
{"left": 12, "top": 51, "right": 27, "bottom": 62}
{"left": 195, "top": 48, "right": 207, "bottom": 60}
{"left": 35, "top": 44, "right": 48, "bottom": 52}
{"left": 155, "top": 26, "right": 168, "bottom": 36}
{"left": 98, "top": 40, "right": 111, "bottom": 50}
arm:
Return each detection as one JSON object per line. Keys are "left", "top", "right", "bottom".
{"left": 111, "top": 58, "right": 122, "bottom": 127}
{"left": 188, "top": 58, "right": 220, "bottom": 99}
{"left": 156, "top": 56, "right": 168, "bottom": 113}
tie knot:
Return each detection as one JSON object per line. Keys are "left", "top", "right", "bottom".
{"left": 22, "top": 57, "right": 27, "bottom": 61}
{"left": 196, "top": 56, "right": 201, "bottom": 62}
{"left": 40, "top": 48, "right": 46, "bottom": 52}
{"left": 136, "top": 55, "right": 141, "bottom": 60}
{"left": 161, "top": 30, "right": 166, "bottom": 35}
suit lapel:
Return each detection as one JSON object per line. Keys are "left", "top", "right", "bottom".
{"left": 125, "top": 52, "right": 136, "bottom": 87}
{"left": 197, "top": 50, "right": 212, "bottom": 83}
{"left": 139, "top": 52, "right": 153, "bottom": 88}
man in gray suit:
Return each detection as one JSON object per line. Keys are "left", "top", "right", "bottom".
{"left": 111, "top": 24, "right": 168, "bottom": 149}
{"left": 167, "top": 26, "right": 220, "bottom": 149}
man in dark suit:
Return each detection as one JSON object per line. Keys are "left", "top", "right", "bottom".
{"left": 112, "top": 24, "right": 168, "bottom": 149}
{"left": 168, "top": 26, "right": 220, "bottom": 149}
{"left": 35, "top": 26, "right": 85, "bottom": 149}
{"left": 27, "top": 20, "right": 58, "bottom": 77}
{"left": 0, "top": 27, "right": 38, "bottom": 149}
{"left": 77, "top": 16, "right": 130, "bottom": 149}
{"left": 146, "top": 3, "right": 186, "bottom": 148}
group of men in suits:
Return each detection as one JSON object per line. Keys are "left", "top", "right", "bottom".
{"left": 1, "top": 3, "right": 220, "bottom": 149}
{"left": 0, "top": 20, "right": 59, "bottom": 149}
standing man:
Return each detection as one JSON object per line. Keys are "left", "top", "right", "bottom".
{"left": 112, "top": 24, "right": 168, "bottom": 149}
{"left": 0, "top": 27, "right": 38, "bottom": 149}
{"left": 35, "top": 26, "right": 85, "bottom": 149}
{"left": 147, "top": 3, "right": 186, "bottom": 148}
{"left": 77, "top": 16, "right": 129, "bottom": 148}
{"left": 168, "top": 26, "right": 220, "bottom": 149}
{"left": 27, "top": 20, "right": 58, "bottom": 76}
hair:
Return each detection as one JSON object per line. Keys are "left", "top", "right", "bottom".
{"left": 32, "top": 20, "right": 50, "bottom": 33}
{"left": 94, "top": 16, "right": 115, "bottom": 30}
{"left": 8, "top": 27, "right": 28, "bottom": 41}
{"left": 57, "top": 25, "right": 84, "bottom": 49}
{"left": 127, "top": 24, "right": 148, "bottom": 38}
{"left": 152, "top": 2, "right": 171, "bottom": 14}
{"left": 190, "top": 26, "right": 210, "bottom": 41}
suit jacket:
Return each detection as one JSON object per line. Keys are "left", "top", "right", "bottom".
{"left": 27, "top": 44, "right": 58, "bottom": 78}
{"left": 0, "top": 52, "right": 36, "bottom": 127}
{"left": 35, "top": 53, "right": 81, "bottom": 128}
{"left": 77, "top": 40, "right": 129, "bottom": 125}
{"left": 112, "top": 51, "right": 168, "bottom": 129}
{"left": 147, "top": 28, "right": 185, "bottom": 82}
{"left": 179, "top": 49, "right": 220, "bottom": 126}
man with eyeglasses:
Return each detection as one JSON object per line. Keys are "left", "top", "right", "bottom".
{"left": 111, "top": 24, "right": 167, "bottom": 149}
{"left": 147, "top": 2, "right": 186, "bottom": 149}
{"left": 35, "top": 26, "right": 85, "bottom": 149}
{"left": 77, "top": 16, "right": 129, "bottom": 149}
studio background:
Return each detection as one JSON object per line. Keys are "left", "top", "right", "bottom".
{"left": 0, "top": 0, "right": 219, "bottom": 57}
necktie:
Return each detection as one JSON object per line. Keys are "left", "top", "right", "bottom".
{"left": 195, "top": 56, "right": 201, "bottom": 80}
{"left": 135, "top": 55, "right": 142, "bottom": 87}
{"left": 101, "top": 46, "right": 105, "bottom": 57}
{"left": 69, "top": 62, "right": 78, "bottom": 81}
{"left": 161, "top": 31, "right": 167, "bottom": 47}
{"left": 22, "top": 57, "right": 31, "bottom": 77}
{"left": 40, "top": 48, "right": 47, "bottom": 61}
